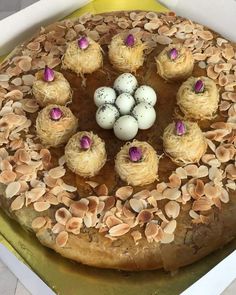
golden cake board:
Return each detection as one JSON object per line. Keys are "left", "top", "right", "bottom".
{"left": 0, "top": 1, "right": 235, "bottom": 294}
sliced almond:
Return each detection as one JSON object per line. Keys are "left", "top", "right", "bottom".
{"left": 129, "top": 198, "right": 147, "bottom": 213}
{"left": 105, "top": 215, "right": 123, "bottom": 228}
{"left": 5, "top": 181, "right": 21, "bottom": 199}
{"left": 32, "top": 217, "right": 47, "bottom": 230}
{"left": 49, "top": 166, "right": 66, "bottom": 179}
{"left": 192, "top": 197, "right": 212, "bottom": 211}
{"left": 145, "top": 222, "right": 159, "bottom": 239}
{"left": 220, "top": 188, "right": 229, "bottom": 203}
{"left": 165, "top": 201, "right": 180, "bottom": 219}
{"left": 56, "top": 231, "right": 68, "bottom": 248}
{"left": 162, "top": 188, "right": 181, "bottom": 200}
{"left": 160, "top": 232, "right": 174, "bottom": 244}
{"left": 175, "top": 167, "right": 188, "bottom": 179}
{"left": 137, "top": 210, "right": 152, "bottom": 223}
{"left": 65, "top": 217, "right": 82, "bottom": 235}
{"left": 0, "top": 170, "right": 16, "bottom": 184}
{"left": 33, "top": 201, "right": 50, "bottom": 212}
{"left": 168, "top": 173, "right": 181, "bottom": 188}
{"left": 133, "top": 190, "right": 150, "bottom": 200}
{"left": 10, "top": 195, "right": 25, "bottom": 211}
{"left": 204, "top": 183, "right": 219, "bottom": 198}
{"left": 94, "top": 184, "right": 108, "bottom": 196}
{"left": 163, "top": 220, "right": 177, "bottom": 234}
{"left": 115, "top": 186, "right": 133, "bottom": 201}
{"left": 109, "top": 223, "right": 130, "bottom": 237}
{"left": 52, "top": 223, "right": 65, "bottom": 234}
{"left": 55, "top": 207, "right": 72, "bottom": 225}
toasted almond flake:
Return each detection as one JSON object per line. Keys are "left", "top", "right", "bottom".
{"left": 133, "top": 190, "right": 150, "bottom": 200}
{"left": 175, "top": 167, "right": 188, "bottom": 179}
{"left": 152, "top": 35, "right": 172, "bottom": 45}
{"left": 109, "top": 223, "right": 130, "bottom": 237}
{"left": 184, "top": 164, "right": 198, "bottom": 177}
{"left": 105, "top": 215, "right": 123, "bottom": 228}
{"left": 104, "top": 196, "right": 116, "bottom": 211}
{"left": 226, "top": 180, "right": 236, "bottom": 190}
{"left": 115, "top": 186, "right": 133, "bottom": 200}
{"left": 156, "top": 182, "right": 168, "bottom": 193}
{"left": 206, "top": 139, "right": 216, "bottom": 153}
{"left": 10, "top": 195, "right": 25, "bottom": 211}
{"left": 220, "top": 188, "right": 229, "bottom": 203}
{"left": 192, "top": 197, "right": 212, "bottom": 211}
{"left": 32, "top": 217, "right": 47, "bottom": 230}
{"left": 165, "top": 201, "right": 180, "bottom": 219}
{"left": 160, "top": 232, "right": 174, "bottom": 244}
{"left": 168, "top": 173, "right": 181, "bottom": 188}
{"left": 56, "top": 231, "right": 68, "bottom": 248}
{"left": 55, "top": 207, "right": 72, "bottom": 225}
{"left": 197, "top": 30, "right": 213, "bottom": 40}
{"left": 60, "top": 182, "right": 77, "bottom": 192}
{"left": 27, "top": 42, "right": 40, "bottom": 51}
{"left": 129, "top": 198, "right": 147, "bottom": 213}
{"left": 209, "top": 167, "right": 223, "bottom": 183}
{"left": 162, "top": 188, "right": 181, "bottom": 200}
{"left": 65, "top": 217, "right": 82, "bottom": 235}
{"left": 22, "top": 74, "right": 35, "bottom": 86}
{"left": 225, "top": 164, "right": 236, "bottom": 179}
{"left": 215, "top": 145, "right": 231, "bottom": 163}
{"left": 145, "top": 222, "right": 159, "bottom": 239}
{"left": 197, "top": 165, "right": 209, "bottom": 178}
{"left": 204, "top": 183, "right": 219, "bottom": 198}
{"left": 49, "top": 166, "right": 66, "bottom": 179}
{"left": 194, "top": 179, "right": 205, "bottom": 197}
{"left": 189, "top": 209, "right": 200, "bottom": 219}
{"left": 222, "top": 46, "right": 235, "bottom": 60}
{"left": 0, "top": 159, "right": 12, "bottom": 171}
{"left": 207, "top": 65, "right": 219, "bottom": 80}
{"left": 69, "top": 200, "right": 88, "bottom": 218}
{"left": 137, "top": 210, "right": 152, "bottom": 223}
{"left": 0, "top": 170, "right": 16, "bottom": 184}
{"left": 5, "top": 181, "right": 21, "bottom": 199}
{"left": 164, "top": 220, "right": 177, "bottom": 234}
{"left": 52, "top": 223, "right": 65, "bottom": 234}
{"left": 33, "top": 201, "right": 50, "bottom": 212}
{"left": 94, "top": 184, "right": 108, "bottom": 196}
{"left": 5, "top": 89, "right": 23, "bottom": 100}
{"left": 26, "top": 187, "right": 46, "bottom": 203}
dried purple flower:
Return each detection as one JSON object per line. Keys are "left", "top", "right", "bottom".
{"left": 194, "top": 79, "right": 204, "bottom": 93}
{"left": 43, "top": 66, "right": 55, "bottom": 82}
{"left": 49, "top": 108, "right": 63, "bottom": 121}
{"left": 80, "top": 135, "right": 92, "bottom": 150}
{"left": 169, "top": 48, "right": 178, "bottom": 61}
{"left": 129, "top": 146, "right": 142, "bottom": 162}
{"left": 175, "top": 121, "right": 186, "bottom": 136}
{"left": 78, "top": 37, "right": 89, "bottom": 50}
{"left": 125, "top": 34, "right": 135, "bottom": 47}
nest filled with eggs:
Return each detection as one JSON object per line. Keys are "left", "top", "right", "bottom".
{"left": 94, "top": 73, "right": 157, "bottom": 140}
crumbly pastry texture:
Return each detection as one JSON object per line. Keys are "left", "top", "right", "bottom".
{"left": 0, "top": 11, "right": 235, "bottom": 271}
{"left": 177, "top": 76, "right": 220, "bottom": 120}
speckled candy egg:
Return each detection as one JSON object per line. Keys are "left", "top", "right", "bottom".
{"left": 96, "top": 104, "right": 120, "bottom": 129}
{"left": 134, "top": 85, "right": 157, "bottom": 106}
{"left": 132, "top": 102, "right": 156, "bottom": 130}
{"left": 115, "top": 93, "right": 136, "bottom": 115}
{"left": 113, "top": 73, "right": 138, "bottom": 94}
{"left": 94, "top": 86, "right": 117, "bottom": 107}
{"left": 113, "top": 115, "right": 139, "bottom": 140}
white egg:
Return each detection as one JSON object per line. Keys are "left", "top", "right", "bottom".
{"left": 134, "top": 85, "right": 157, "bottom": 106}
{"left": 96, "top": 104, "right": 120, "bottom": 129}
{"left": 132, "top": 102, "right": 156, "bottom": 130}
{"left": 115, "top": 93, "right": 136, "bottom": 115}
{"left": 113, "top": 115, "right": 139, "bottom": 141}
{"left": 113, "top": 73, "right": 138, "bottom": 95}
{"left": 94, "top": 86, "right": 116, "bottom": 107}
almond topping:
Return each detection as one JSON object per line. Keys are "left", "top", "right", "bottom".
{"left": 10, "top": 195, "right": 25, "bottom": 211}
{"left": 32, "top": 217, "right": 47, "bottom": 230}
{"left": 137, "top": 210, "right": 152, "bottom": 223}
{"left": 5, "top": 181, "right": 21, "bottom": 199}
{"left": 109, "top": 223, "right": 130, "bottom": 237}
{"left": 165, "top": 201, "right": 180, "bottom": 219}
{"left": 56, "top": 231, "right": 68, "bottom": 248}
{"left": 55, "top": 208, "right": 72, "bottom": 225}
{"left": 163, "top": 220, "right": 177, "bottom": 234}
{"left": 129, "top": 198, "right": 147, "bottom": 213}
{"left": 33, "top": 201, "right": 50, "bottom": 212}
{"left": 65, "top": 217, "right": 82, "bottom": 235}
{"left": 162, "top": 188, "right": 181, "bottom": 200}
{"left": 115, "top": 186, "right": 133, "bottom": 200}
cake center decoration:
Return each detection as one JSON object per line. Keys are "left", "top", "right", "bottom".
{"left": 129, "top": 146, "right": 142, "bottom": 162}
{"left": 194, "top": 79, "right": 205, "bottom": 93}
{"left": 49, "top": 107, "right": 63, "bottom": 121}
{"left": 125, "top": 34, "right": 135, "bottom": 47}
{"left": 80, "top": 135, "right": 92, "bottom": 150}
{"left": 175, "top": 120, "right": 186, "bottom": 136}
{"left": 43, "top": 66, "right": 55, "bottom": 82}
{"left": 78, "top": 36, "right": 89, "bottom": 50}
{"left": 168, "top": 48, "right": 178, "bottom": 61}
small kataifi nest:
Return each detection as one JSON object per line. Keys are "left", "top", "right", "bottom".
{"left": 62, "top": 37, "right": 103, "bottom": 75}
{"left": 115, "top": 140, "right": 159, "bottom": 186}
{"left": 108, "top": 33, "right": 147, "bottom": 73}
{"left": 163, "top": 121, "right": 207, "bottom": 165}
{"left": 32, "top": 71, "right": 72, "bottom": 107}
{"left": 65, "top": 131, "right": 107, "bottom": 177}
{"left": 36, "top": 104, "right": 78, "bottom": 147}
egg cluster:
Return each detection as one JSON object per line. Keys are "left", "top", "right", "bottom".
{"left": 94, "top": 73, "right": 157, "bottom": 140}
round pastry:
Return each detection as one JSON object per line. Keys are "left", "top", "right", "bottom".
{"left": 108, "top": 33, "right": 147, "bottom": 72}
{"left": 176, "top": 76, "right": 220, "bottom": 120}
{"left": 32, "top": 66, "right": 72, "bottom": 107}
{"left": 163, "top": 121, "right": 207, "bottom": 165}
{"left": 115, "top": 140, "right": 159, "bottom": 186}
{"left": 62, "top": 36, "right": 103, "bottom": 75}
{"left": 65, "top": 131, "right": 106, "bottom": 177}
{"left": 0, "top": 11, "right": 236, "bottom": 275}
{"left": 156, "top": 44, "right": 194, "bottom": 81}
{"left": 36, "top": 105, "right": 78, "bottom": 147}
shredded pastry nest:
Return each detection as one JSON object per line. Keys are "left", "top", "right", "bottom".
{"left": 115, "top": 140, "right": 159, "bottom": 186}
{"left": 36, "top": 104, "right": 78, "bottom": 147}
{"left": 177, "top": 76, "right": 220, "bottom": 120}
{"left": 32, "top": 71, "right": 72, "bottom": 107}
{"left": 163, "top": 121, "right": 207, "bottom": 165}
{"left": 108, "top": 33, "right": 147, "bottom": 72}
{"left": 156, "top": 44, "right": 194, "bottom": 81}
{"left": 65, "top": 131, "right": 107, "bottom": 177}
{"left": 62, "top": 37, "right": 103, "bottom": 75}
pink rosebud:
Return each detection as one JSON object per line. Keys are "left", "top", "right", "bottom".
{"left": 80, "top": 135, "right": 92, "bottom": 150}
{"left": 125, "top": 34, "right": 135, "bottom": 47}
{"left": 194, "top": 79, "right": 204, "bottom": 93}
{"left": 175, "top": 121, "right": 186, "bottom": 136}
{"left": 129, "top": 146, "right": 142, "bottom": 162}
{"left": 169, "top": 48, "right": 178, "bottom": 60}
{"left": 49, "top": 107, "right": 63, "bottom": 121}
{"left": 43, "top": 66, "right": 55, "bottom": 82}
{"left": 78, "top": 37, "right": 89, "bottom": 50}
